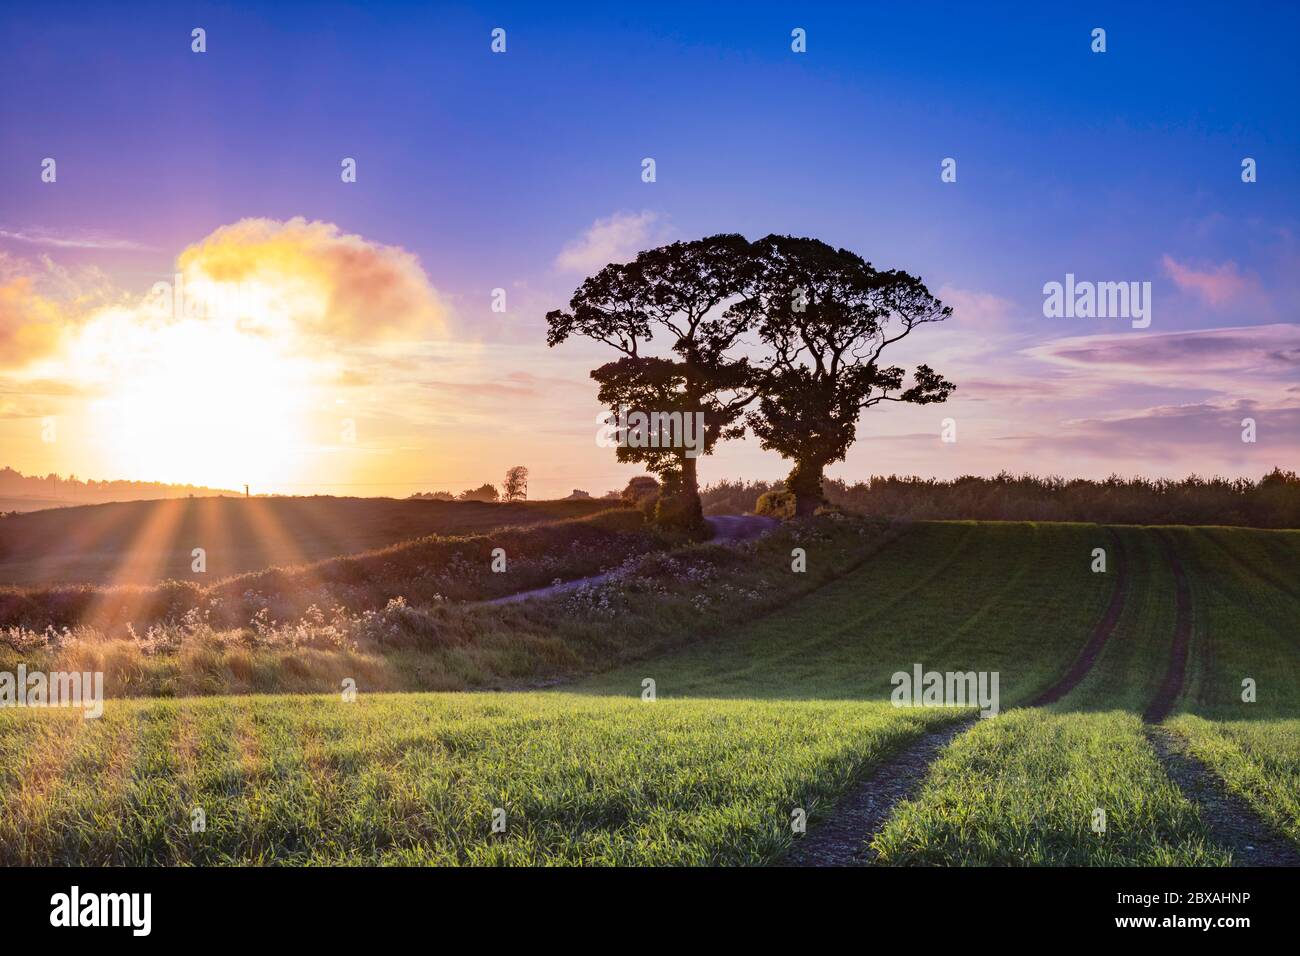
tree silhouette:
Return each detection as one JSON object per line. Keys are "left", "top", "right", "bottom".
{"left": 458, "top": 483, "right": 499, "bottom": 502}
{"left": 546, "top": 235, "right": 757, "bottom": 529}
{"left": 740, "top": 235, "right": 955, "bottom": 516}
{"left": 502, "top": 466, "right": 528, "bottom": 502}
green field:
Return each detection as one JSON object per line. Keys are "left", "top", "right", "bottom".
{"left": 0, "top": 519, "right": 1296, "bottom": 865}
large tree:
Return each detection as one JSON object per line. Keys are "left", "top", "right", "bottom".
{"left": 741, "top": 235, "right": 955, "bottom": 517}
{"left": 546, "top": 235, "right": 757, "bottom": 528}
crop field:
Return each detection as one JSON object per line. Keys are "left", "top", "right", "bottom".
{"left": 0, "top": 519, "right": 1296, "bottom": 865}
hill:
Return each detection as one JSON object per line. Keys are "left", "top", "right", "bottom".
{"left": 1, "top": 518, "right": 1295, "bottom": 865}
{"left": 0, "top": 495, "right": 613, "bottom": 586}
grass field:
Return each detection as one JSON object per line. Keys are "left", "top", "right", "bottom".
{"left": 873, "top": 525, "right": 1300, "bottom": 866}
{"left": 0, "top": 518, "right": 1296, "bottom": 865}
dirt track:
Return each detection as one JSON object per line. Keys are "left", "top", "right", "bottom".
{"left": 486, "top": 514, "right": 779, "bottom": 606}
{"left": 781, "top": 719, "right": 976, "bottom": 867}
{"left": 1146, "top": 727, "right": 1300, "bottom": 866}
{"left": 1143, "top": 536, "right": 1192, "bottom": 724}
{"left": 1032, "top": 531, "right": 1128, "bottom": 707}
{"left": 781, "top": 530, "right": 1300, "bottom": 866}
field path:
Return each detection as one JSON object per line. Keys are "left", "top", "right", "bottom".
{"left": 486, "top": 514, "right": 779, "bottom": 605}
{"left": 1031, "top": 531, "right": 1128, "bottom": 707}
{"left": 1143, "top": 537, "right": 1191, "bottom": 724}
{"left": 1145, "top": 727, "right": 1300, "bottom": 866}
{"left": 1138, "top": 537, "right": 1300, "bottom": 865}
{"left": 784, "top": 528, "right": 1132, "bottom": 866}
{"left": 781, "top": 718, "right": 976, "bottom": 867}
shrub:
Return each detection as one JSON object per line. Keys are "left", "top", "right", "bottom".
{"left": 622, "top": 475, "right": 660, "bottom": 504}
{"left": 755, "top": 490, "right": 796, "bottom": 519}
{"left": 654, "top": 491, "right": 703, "bottom": 531}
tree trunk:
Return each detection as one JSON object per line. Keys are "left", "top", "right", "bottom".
{"left": 651, "top": 453, "right": 704, "bottom": 531}
{"left": 679, "top": 453, "right": 705, "bottom": 527}
{"left": 788, "top": 458, "right": 826, "bottom": 518}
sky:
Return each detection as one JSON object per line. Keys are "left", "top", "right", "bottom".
{"left": 1, "top": 1, "right": 1297, "bottom": 498}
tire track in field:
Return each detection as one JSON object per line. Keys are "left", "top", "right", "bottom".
{"left": 1142, "top": 535, "right": 1300, "bottom": 865}
{"left": 1030, "top": 530, "right": 1128, "bottom": 707}
{"left": 1145, "top": 726, "right": 1300, "bottom": 866}
{"left": 782, "top": 528, "right": 1130, "bottom": 866}
{"left": 781, "top": 717, "right": 976, "bottom": 867}
{"left": 1143, "top": 535, "right": 1191, "bottom": 724}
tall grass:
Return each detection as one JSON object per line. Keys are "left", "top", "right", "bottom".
{"left": 0, "top": 517, "right": 904, "bottom": 698}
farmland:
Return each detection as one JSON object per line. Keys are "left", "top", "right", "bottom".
{"left": 0, "top": 517, "right": 1294, "bottom": 865}
{"left": 0, "top": 495, "right": 612, "bottom": 587}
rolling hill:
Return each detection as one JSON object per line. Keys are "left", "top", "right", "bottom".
{"left": 0, "top": 518, "right": 1296, "bottom": 865}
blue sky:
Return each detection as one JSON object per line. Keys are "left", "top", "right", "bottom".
{"left": 1, "top": 2, "right": 1296, "bottom": 495}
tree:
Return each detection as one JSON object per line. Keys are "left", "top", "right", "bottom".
{"left": 741, "top": 235, "right": 955, "bottom": 517}
{"left": 502, "top": 465, "right": 528, "bottom": 502}
{"left": 546, "top": 235, "right": 758, "bottom": 529}
{"left": 459, "top": 483, "right": 499, "bottom": 502}
{"left": 621, "top": 475, "right": 660, "bottom": 504}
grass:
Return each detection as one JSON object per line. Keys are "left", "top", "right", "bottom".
{"left": 575, "top": 520, "right": 1114, "bottom": 704}
{"left": 0, "top": 505, "right": 663, "bottom": 634}
{"left": 0, "top": 517, "right": 1295, "bottom": 865}
{"left": 1158, "top": 525, "right": 1300, "bottom": 847}
{"left": 1164, "top": 717, "right": 1300, "bottom": 848}
{"left": 0, "top": 693, "right": 955, "bottom": 865}
{"left": 867, "top": 524, "right": 1300, "bottom": 866}
{"left": 871, "top": 709, "right": 1230, "bottom": 865}
{"left": 0, "top": 516, "right": 902, "bottom": 698}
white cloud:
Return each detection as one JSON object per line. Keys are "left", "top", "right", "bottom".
{"left": 554, "top": 210, "right": 667, "bottom": 273}
{"left": 0, "top": 228, "right": 148, "bottom": 250}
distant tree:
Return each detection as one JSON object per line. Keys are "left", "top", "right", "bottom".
{"left": 547, "top": 235, "right": 758, "bottom": 530}
{"left": 459, "top": 483, "right": 499, "bottom": 502}
{"left": 601, "top": 490, "right": 621, "bottom": 500}
{"left": 502, "top": 466, "right": 529, "bottom": 502}
{"left": 621, "top": 475, "right": 660, "bottom": 503}
{"left": 563, "top": 489, "right": 592, "bottom": 499}
{"left": 739, "top": 236, "right": 955, "bottom": 517}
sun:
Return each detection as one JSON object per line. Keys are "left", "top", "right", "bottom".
{"left": 80, "top": 313, "right": 315, "bottom": 491}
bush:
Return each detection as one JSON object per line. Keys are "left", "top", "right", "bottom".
{"left": 622, "top": 475, "right": 660, "bottom": 504}
{"left": 458, "top": 484, "right": 499, "bottom": 502}
{"left": 700, "top": 479, "right": 782, "bottom": 515}
{"left": 654, "top": 492, "right": 703, "bottom": 531}
{"left": 754, "top": 491, "right": 796, "bottom": 519}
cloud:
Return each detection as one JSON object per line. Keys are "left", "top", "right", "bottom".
{"left": 0, "top": 228, "right": 148, "bottom": 251}
{"left": 0, "top": 253, "right": 118, "bottom": 368}
{"left": 555, "top": 210, "right": 666, "bottom": 273}
{"left": 1024, "top": 323, "right": 1300, "bottom": 381}
{"left": 176, "top": 217, "right": 446, "bottom": 342}
{"left": 0, "top": 275, "right": 66, "bottom": 366}
{"left": 1160, "top": 255, "right": 1257, "bottom": 307}
{"left": 1051, "top": 399, "right": 1300, "bottom": 458}
{"left": 936, "top": 285, "right": 1019, "bottom": 331}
